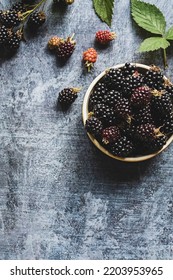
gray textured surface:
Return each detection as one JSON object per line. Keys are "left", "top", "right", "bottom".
{"left": 0, "top": 0, "right": 173, "bottom": 260}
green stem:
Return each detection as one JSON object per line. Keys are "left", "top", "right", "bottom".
{"left": 163, "top": 48, "right": 168, "bottom": 69}
{"left": 22, "top": 0, "right": 47, "bottom": 22}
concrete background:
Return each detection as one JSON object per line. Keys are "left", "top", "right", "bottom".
{"left": 0, "top": 0, "right": 173, "bottom": 259}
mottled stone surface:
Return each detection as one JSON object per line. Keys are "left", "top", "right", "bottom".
{"left": 0, "top": 0, "right": 173, "bottom": 260}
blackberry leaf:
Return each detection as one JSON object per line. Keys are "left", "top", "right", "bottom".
{"left": 131, "top": 0, "right": 166, "bottom": 35}
{"left": 93, "top": 0, "right": 114, "bottom": 27}
{"left": 139, "top": 37, "right": 170, "bottom": 52}
{"left": 165, "top": 26, "right": 173, "bottom": 40}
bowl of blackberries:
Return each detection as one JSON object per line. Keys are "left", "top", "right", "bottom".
{"left": 82, "top": 63, "right": 173, "bottom": 162}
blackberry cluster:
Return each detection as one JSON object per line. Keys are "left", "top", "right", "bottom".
{"left": 0, "top": 1, "right": 46, "bottom": 53}
{"left": 85, "top": 63, "right": 173, "bottom": 158}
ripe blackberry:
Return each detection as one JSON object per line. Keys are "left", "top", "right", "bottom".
{"left": 144, "top": 135, "right": 167, "bottom": 152}
{"left": 28, "top": 11, "right": 46, "bottom": 28}
{"left": 160, "top": 114, "right": 173, "bottom": 135}
{"left": 0, "top": 25, "right": 9, "bottom": 45}
{"left": 114, "top": 98, "right": 132, "bottom": 122}
{"left": 164, "top": 83, "right": 173, "bottom": 100}
{"left": 104, "top": 68, "right": 124, "bottom": 90}
{"left": 6, "top": 31, "right": 22, "bottom": 50}
{"left": 122, "top": 71, "right": 143, "bottom": 97}
{"left": 89, "top": 82, "right": 107, "bottom": 110}
{"left": 144, "top": 67, "right": 164, "bottom": 90}
{"left": 104, "top": 90, "right": 122, "bottom": 107}
{"left": 109, "top": 136, "right": 134, "bottom": 157}
{"left": 151, "top": 90, "right": 173, "bottom": 116}
{"left": 133, "top": 105, "right": 153, "bottom": 125}
{"left": 102, "top": 126, "right": 121, "bottom": 144}
{"left": 93, "top": 103, "right": 116, "bottom": 126}
{"left": 121, "top": 62, "right": 137, "bottom": 77}
{"left": 58, "top": 87, "right": 80, "bottom": 107}
{"left": 11, "top": 2, "right": 26, "bottom": 13}
{"left": 0, "top": 10, "right": 22, "bottom": 28}
{"left": 135, "top": 123, "right": 162, "bottom": 142}
{"left": 95, "top": 30, "right": 116, "bottom": 44}
{"left": 130, "top": 86, "right": 151, "bottom": 108}
{"left": 85, "top": 116, "right": 103, "bottom": 137}
{"left": 56, "top": 35, "right": 76, "bottom": 60}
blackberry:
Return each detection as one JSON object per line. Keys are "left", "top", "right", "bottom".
{"left": 151, "top": 90, "right": 173, "bottom": 116}
{"left": 28, "top": 11, "right": 46, "bottom": 28}
{"left": 6, "top": 31, "right": 22, "bottom": 50}
{"left": 135, "top": 123, "right": 162, "bottom": 142}
{"left": 0, "top": 10, "right": 22, "bottom": 28}
{"left": 11, "top": 2, "right": 26, "bottom": 13}
{"left": 109, "top": 136, "right": 134, "bottom": 157}
{"left": 89, "top": 82, "right": 107, "bottom": 109}
{"left": 122, "top": 72, "right": 143, "bottom": 97}
{"left": 144, "top": 67, "right": 164, "bottom": 90}
{"left": 0, "top": 25, "right": 9, "bottom": 45}
{"left": 121, "top": 62, "right": 137, "bottom": 77}
{"left": 102, "top": 126, "right": 121, "bottom": 144}
{"left": 58, "top": 87, "right": 80, "bottom": 107}
{"left": 133, "top": 105, "right": 153, "bottom": 125}
{"left": 93, "top": 103, "right": 116, "bottom": 126}
{"left": 104, "top": 68, "right": 124, "bottom": 90}
{"left": 104, "top": 90, "right": 122, "bottom": 107}
{"left": 144, "top": 135, "right": 167, "bottom": 153}
{"left": 160, "top": 114, "right": 173, "bottom": 135}
{"left": 114, "top": 98, "right": 131, "bottom": 122}
{"left": 85, "top": 116, "right": 103, "bottom": 137}
{"left": 164, "top": 84, "right": 173, "bottom": 100}
{"left": 130, "top": 86, "right": 151, "bottom": 108}
{"left": 56, "top": 35, "right": 76, "bottom": 60}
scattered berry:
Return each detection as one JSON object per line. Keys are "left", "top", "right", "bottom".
{"left": 56, "top": 34, "right": 76, "bottom": 60}
{"left": 83, "top": 48, "right": 98, "bottom": 72}
{"left": 95, "top": 30, "right": 116, "bottom": 44}
{"left": 48, "top": 36, "right": 62, "bottom": 50}
{"left": 28, "top": 11, "right": 46, "bottom": 28}
{"left": 58, "top": 87, "right": 80, "bottom": 107}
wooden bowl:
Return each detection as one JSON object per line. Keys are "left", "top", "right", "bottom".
{"left": 82, "top": 63, "right": 173, "bottom": 162}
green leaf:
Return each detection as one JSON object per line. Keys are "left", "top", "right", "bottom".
{"left": 139, "top": 37, "right": 170, "bottom": 52}
{"left": 131, "top": 0, "right": 166, "bottom": 35}
{"left": 93, "top": 0, "right": 114, "bottom": 27}
{"left": 166, "top": 26, "right": 173, "bottom": 40}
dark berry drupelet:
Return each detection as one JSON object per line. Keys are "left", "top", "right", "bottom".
{"left": 104, "top": 68, "right": 124, "bottom": 90}
{"left": 164, "top": 84, "right": 173, "bottom": 100}
{"left": 0, "top": 10, "right": 22, "bottom": 28}
{"left": 122, "top": 72, "right": 143, "bottom": 97}
{"left": 11, "top": 2, "right": 26, "bottom": 13}
{"left": 0, "top": 25, "right": 9, "bottom": 45}
{"left": 89, "top": 82, "right": 107, "bottom": 110}
{"left": 56, "top": 35, "right": 76, "bottom": 60}
{"left": 151, "top": 90, "right": 173, "bottom": 116}
{"left": 85, "top": 116, "right": 103, "bottom": 137}
{"left": 160, "top": 114, "right": 173, "bottom": 135}
{"left": 58, "top": 88, "right": 79, "bottom": 107}
{"left": 104, "top": 90, "right": 122, "bottom": 107}
{"left": 109, "top": 136, "right": 134, "bottom": 157}
{"left": 28, "top": 11, "right": 46, "bottom": 28}
{"left": 121, "top": 62, "right": 137, "bottom": 77}
{"left": 102, "top": 126, "right": 121, "bottom": 144}
{"left": 132, "top": 105, "right": 153, "bottom": 125}
{"left": 135, "top": 123, "right": 161, "bottom": 142}
{"left": 130, "top": 86, "right": 152, "bottom": 108}
{"left": 93, "top": 103, "right": 116, "bottom": 126}
{"left": 144, "top": 135, "right": 167, "bottom": 153}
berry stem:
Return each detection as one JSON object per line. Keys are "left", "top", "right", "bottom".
{"left": 21, "top": 0, "right": 47, "bottom": 22}
{"left": 163, "top": 48, "right": 168, "bottom": 69}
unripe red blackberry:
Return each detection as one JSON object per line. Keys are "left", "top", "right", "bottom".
{"left": 83, "top": 48, "right": 98, "bottom": 72}
{"left": 85, "top": 116, "right": 103, "bottom": 137}
{"left": 95, "top": 30, "right": 116, "bottom": 44}
{"left": 109, "top": 136, "right": 134, "bottom": 157}
{"left": 28, "top": 11, "right": 46, "bottom": 28}
{"left": 102, "top": 126, "right": 121, "bottom": 144}
{"left": 58, "top": 87, "right": 80, "bottom": 107}
{"left": 56, "top": 34, "right": 76, "bottom": 60}
{"left": 131, "top": 86, "right": 152, "bottom": 108}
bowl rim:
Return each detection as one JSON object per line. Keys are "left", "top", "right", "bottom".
{"left": 82, "top": 63, "right": 173, "bottom": 162}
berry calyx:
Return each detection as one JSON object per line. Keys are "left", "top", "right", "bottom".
{"left": 95, "top": 30, "right": 116, "bottom": 44}
{"left": 58, "top": 87, "right": 80, "bottom": 107}
{"left": 83, "top": 48, "right": 98, "bottom": 72}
